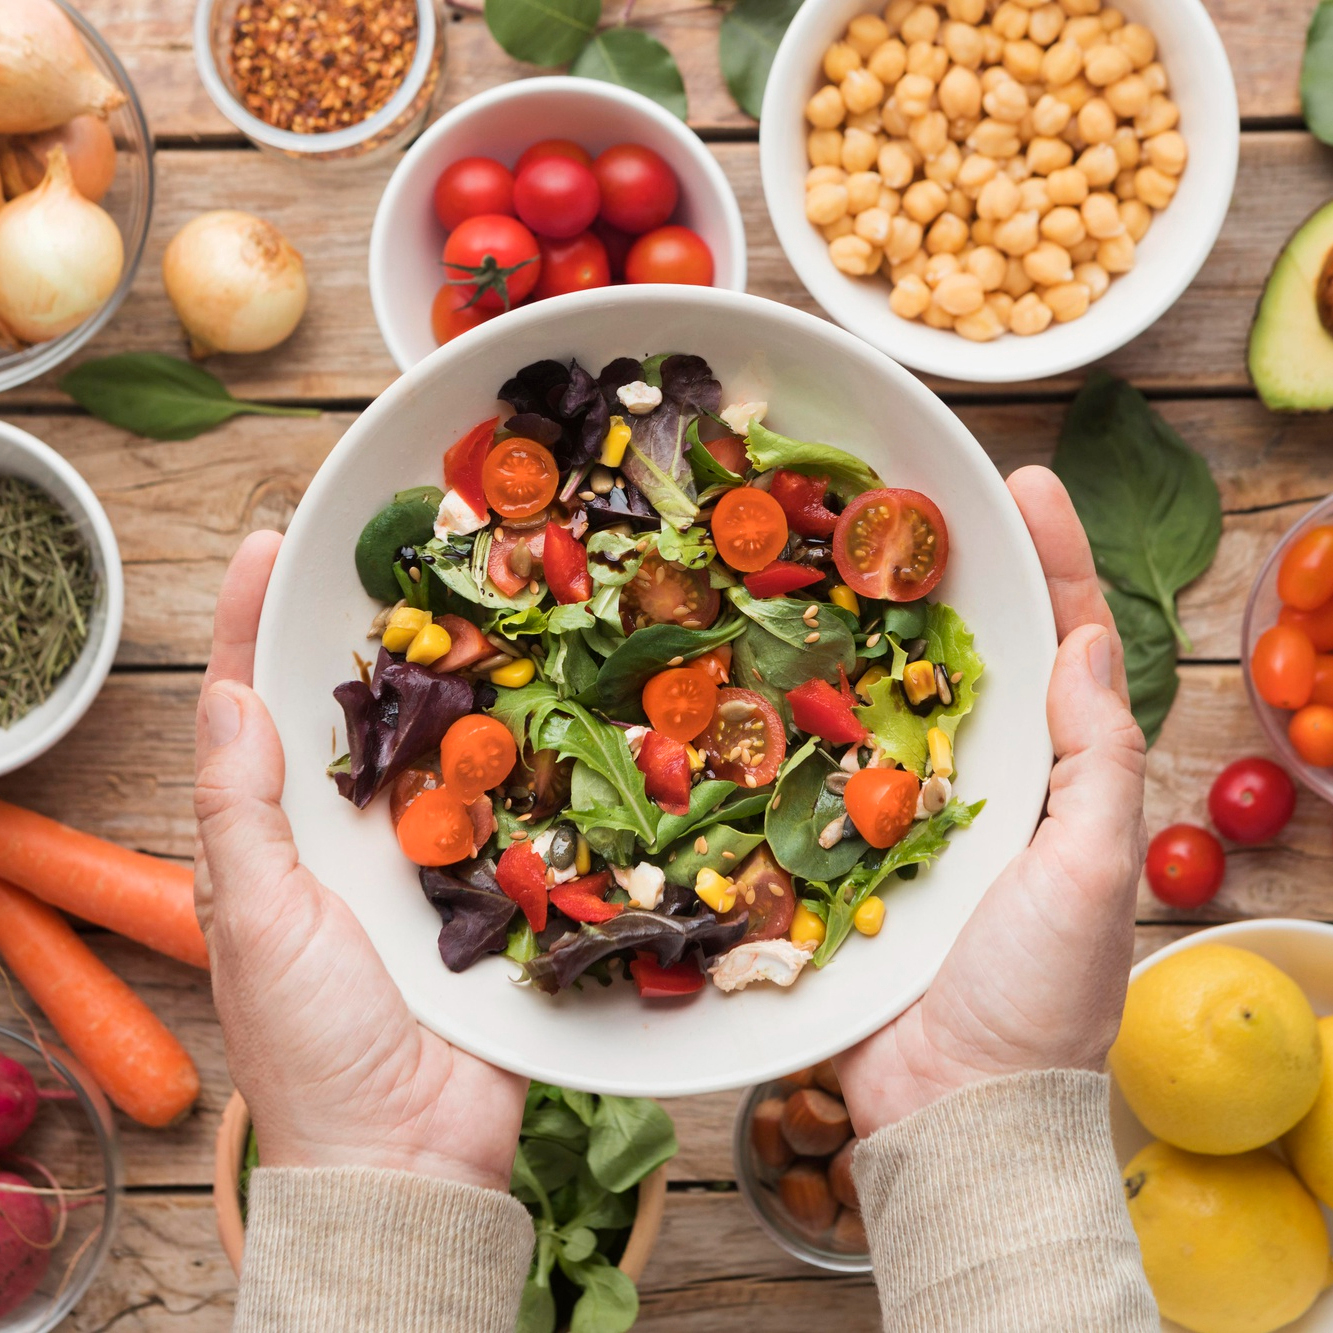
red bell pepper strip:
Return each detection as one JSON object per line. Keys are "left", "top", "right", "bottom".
{"left": 786, "top": 677, "right": 868, "bottom": 745}
{"left": 629, "top": 953, "right": 705, "bottom": 997}
{"left": 769, "top": 469, "right": 838, "bottom": 538}
{"left": 549, "top": 872, "right": 624, "bottom": 924}
{"left": 635, "top": 730, "right": 692, "bottom": 816}
{"left": 742, "top": 560, "right": 824, "bottom": 599}
{"left": 443, "top": 416, "right": 498, "bottom": 517}
{"left": 543, "top": 520, "right": 592, "bottom": 604}
{"left": 496, "top": 840, "right": 548, "bottom": 932}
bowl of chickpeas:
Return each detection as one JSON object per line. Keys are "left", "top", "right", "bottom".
{"left": 759, "top": 0, "right": 1237, "bottom": 382}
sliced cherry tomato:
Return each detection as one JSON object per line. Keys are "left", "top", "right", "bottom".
{"left": 712, "top": 486, "right": 789, "bottom": 573}
{"left": 1250, "top": 624, "right": 1316, "bottom": 710}
{"left": 1278, "top": 525, "right": 1333, "bottom": 611}
{"left": 516, "top": 139, "right": 592, "bottom": 174}
{"left": 550, "top": 872, "right": 623, "bottom": 924}
{"left": 390, "top": 764, "right": 441, "bottom": 827}
{"left": 433, "top": 614, "right": 494, "bottom": 672}
{"left": 482, "top": 438, "right": 558, "bottom": 519}
{"left": 593, "top": 144, "right": 678, "bottom": 235}
{"left": 834, "top": 488, "right": 947, "bottom": 602}
{"left": 691, "top": 645, "right": 732, "bottom": 686}
{"left": 1207, "top": 757, "right": 1295, "bottom": 844}
{"left": 786, "top": 678, "right": 868, "bottom": 745}
{"left": 700, "top": 430, "right": 749, "bottom": 477}
{"left": 443, "top": 416, "right": 498, "bottom": 516}
{"left": 431, "top": 282, "right": 499, "bottom": 346}
{"left": 533, "top": 232, "right": 611, "bottom": 301}
{"left": 511, "top": 745, "right": 573, "bottom": 819}
{"left": 718, "top": 843, "right": 795, "bottom": 943}
{"left": 625, "top": 226, "right": 714, "bottom": 286}
{"left": 543, "top": 520, "right": 593, "bottom": 604}
{"left": 844, "top": 767, "right": 920, "bottom": 849}
{"left": 514, "top": 156, "right": 601, "bottom": 240}
{"left": 1290, "top": 704, "right": 1333, "bottom": 766}
{"left": 635, "top": 730, "right": 692, "bottom": 815}
{"left": 433, "top": 156, "right": 515, "bottom": 231}
{"left": 442, "top": 214, "right": 541, "bottom": 311}
{"left": 396, "top": 786, "right": 474, "bottom": 866}
{"left": 487, "top": 527, "right": 540, "bottom": 597}
{"left": 440, "top": 714, "right": 518, "bottom": 804}
{"left": 770, "top": 470, "right": 838, "bottom": 538}
{"left": 1279, "top": 599, "right": 1333, "bottom": 651}
{"left": 619, "top": 551, "right": 720, "bottom": 633}
{"left": 629, "top": 953, "right": 705, "bottom": 997}
{"left": 1145, "top": 824, "right": 1225, "bottom": 908}
{"left": 1314, "top": 654, "right": 1333, "bottom": 705}
{"left": 742, "top": 559, "right": 824, "bottom": 599}
{"left": 696, "top": 687, "right": 786, "bottom": 787}
{"left": 496, "top": 841, "right": 549, "bottom": 932}
{"left": 642, "top": 667, "right": 719, "bottom": 743}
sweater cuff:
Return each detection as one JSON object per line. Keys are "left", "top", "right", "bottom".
{"left": 234, "top": 1166, "right": 535, "bottom": 1333}
{"left": 853, "top": 1069, "right": 1158, "bottom": 1333}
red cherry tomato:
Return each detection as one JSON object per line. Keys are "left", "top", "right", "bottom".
{"left": 712, "top": 486, "right": 789, "bottom": 573}
{"left": 543, "top": 519, "right": 592, "bottom": 604}
{"left": 591, "top": 218, "right": 634, "bottom": 280}
{"left": 1145, "top": 824, "right": 1226, "bottom": 908}
{"left": 698, "top": 429, "right": 749, "bottom": 477}
{"left": 515, "top": 139, "right": 592, "bottom": 174}
{"left": 533, "top": 231, "right": 611, "bottom": 301}
{"left": 1313, "top": 654, "right": 1333, "bottom": 706}
{"left": 496, "top": 841, "right": 549, "bottom": 932}
{"left": 593, "top": 143, "right": 679, "bottom": 234}
{"left": 695, "top": 688, "right": 786, "bottom": 787}
{"left": 439, "top": 715, "right": 518, "bottom": 804}
{"left": 742, "top": 560, "right": 824, "bottom": 599}
{"left": 396, "top": 786, "right": 474, "bottom": 866}
{"left": 1207, "top": 758, "right": 1296, "bottom": 844}
{"left": 1279, "top": 599, "right": 1333, "bottom": 652}
{"left": 769, "top": 469, "right": 839, "bottom": 538}
{"left": 1250, "top": 624, "right": 1316, "bottom": 710}
{"left": 482, "top": 437, "right": 559, "bottom": 518}
{"left": 442, "top": 416, "right": 498, "bottom": 516}
{"left": 430, "top": 283, "right": 499, "bottom": 346}
{"left": 642, "top": 667, "right": 719, "bottom": 743}
{"left": 691, "top": 645, "right": 732, "bottom": 686}
{"left": 717, "top": 843, "right": 796, "bottom": 942}
{"left": 635, "top": 729, "right": 692, "bottom": 815}
{"left": 513, "top": 156, "right": 601, "bottom": 240}
{"left": 625, "top": 226, "right": 714, "bottom": 286}
{"left": 1290, "top": 704, "right": 1333, "bottom": 766}
{"left": 619, "top": 552, "right": 720, "bottom": 633}
{"left": 629, "top": 953, "right": 705, "bottom": 997}
{"left": 844, "top": 767, "right": 920, "bottom": 849}
{"left": 834, "top": 488, "right": 949, "bottom": 601}
{"left": 1278, "top": 525, "right": 1333, "bottom": 611}
{"left": 786, "top": 677, "right": 868, "bottom": 745}
{"left": 442, "top": 214, "right": 541, "bottom": 311}
{"left": 433, "top": 614, "right": 495, "bottom": 672}
{"left": 433, "top": 156, "right": 515, "bottom": 230}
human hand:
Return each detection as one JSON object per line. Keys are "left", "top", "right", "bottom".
{"left": 194, "top": 531, "right": 526, "bottom": 1192}
{"left": 836, "top": 466, "right": 1147, "bottom": 1136}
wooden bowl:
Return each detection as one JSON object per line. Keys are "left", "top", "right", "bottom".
{"left": 215, "top": 1089, "right": 666, "bottom": 1282}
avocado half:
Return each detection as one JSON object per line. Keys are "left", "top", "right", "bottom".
{"left": 1249, "top": 199, "right": 1333, "bottom": 411}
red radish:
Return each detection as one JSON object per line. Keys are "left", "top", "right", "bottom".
{"left": 0, "top": 1170, "right": 50, "bottom": 1315}
{"left": 0, "top": 1059, "right": 37, "bottom": 1150}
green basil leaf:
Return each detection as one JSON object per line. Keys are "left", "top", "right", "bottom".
{"left": 594, "top": 618, "right": 745, "bottom": 720}
{"left": 764, "top": 738, "right": 867, "bottom": 879}
{"left": 568, "top": 1255, "right": 639, "bottom": 1333}
{"left": 1052, "top": 371, "right": 1220, "bottom": 651}
{"left": 588, "top": 1096, "right": 677, "bottom": 1192}
{"left": 662, "top": 822, "right": 765, "bottom": 886}
{"left": 1304, "top": 1, "right": 1333, "bottom": 144}
{"left": 744, "top": 419, "right": 881, "bottom": 499}
{"left": 1104, "top": 587, "right": 1179, "bottom": 748}
{"left": 570, "top": 28, "right": 688, "bottom": 120}
{"left": 719, "top": 0, "right": 803, "bottom": 119}
{"left": 58, "top": 353, "right": 318, "bottom": 441}
{"left": 484, "top": 0, "right": 599, "bottom": 66}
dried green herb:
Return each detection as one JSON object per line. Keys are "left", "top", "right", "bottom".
{"left": 0, "top": 477, "right": 99, "bottom": 728}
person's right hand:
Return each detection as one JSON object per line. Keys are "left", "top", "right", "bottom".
{"left": 837, "top": 466, "right": 1148, "bottom": 1136}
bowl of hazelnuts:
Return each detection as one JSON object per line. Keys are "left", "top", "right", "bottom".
{"left": 733, "top": 1061, "right": 870, "bottom": 1271}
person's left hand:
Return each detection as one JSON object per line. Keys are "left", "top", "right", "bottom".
{"left": 194, "top": 531, "right": 526, "bottom": 1193}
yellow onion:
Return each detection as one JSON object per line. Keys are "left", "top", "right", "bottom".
{"left": 0, "top": 146, "right": 123, "bottom": 344}
{"left": 162, "top": 211, "right": 308, "bottom": 358}
{"left": 1, "top": 115, "right": 117, "bottom": 202}
{"left": 0, "top": 0, "right": 126, "bottom": 134}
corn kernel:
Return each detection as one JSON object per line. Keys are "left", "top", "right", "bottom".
{"left": 574, "top": 834, "right": 592, "bottom": 877}
{"left": 695, "top": 868, "right": 737, "bottom": 914}
{"left": 489, "top": 657, "right": 536, "bottom": 688}
{"left": 903, "top": 659, "right": 938, "bottom": 706}
{"left": 853, "top": 896, "right": 886, "bottom": 936}
{"left": 855, "top": 664, "right": 889, "bottom": 702}
{"left": 685, "top": 743, "right": 706, "bottom": 773}
{"left": 829, "top": 584, "right": 860, "bottom": 615}
{"left": 790, "top": 903, "right": 827, "bottom": 946}
{"left": 382, "top": 606, "right": 431, "bottom": 653}
{"left": 599, "top": 416, "right": 632, "bottom": 468}
{"left": 927, "top": 726, "right": 954, "bottom": 778}
{"left": 405, "top": 623, "right": 452, "bottom": 666}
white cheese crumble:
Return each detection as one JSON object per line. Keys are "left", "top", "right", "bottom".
{"left": 434, "top": 488, "right": 488, "bottom": 539}
{"left": 611, "top": 861, "right": 665, "bottom": 910}
{"left": 616, "top": 381, "right": 663, "bottom": 416}
{"left": 623, "top": 725, "right": 649, "bottom": 760}
{"left": 709, "top": 939, "right": 816, "bottom": 992}
{"left": 530, "top": 829, "right": 579, "bottom": 884}
{"left": 719, "top": 400, "right": 768, "bottom": 435}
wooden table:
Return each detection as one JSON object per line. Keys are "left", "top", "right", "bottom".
{"left": 0, "top": 0, "right": 1328, "bottom": 1325}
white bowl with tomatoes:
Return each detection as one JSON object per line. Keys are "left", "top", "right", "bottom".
{"left": 369, "top": 78, "right": 748, "bottom": 373}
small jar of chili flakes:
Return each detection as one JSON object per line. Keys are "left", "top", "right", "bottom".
{"left": 194, "top": 0, "right": 445, "bottom": 164}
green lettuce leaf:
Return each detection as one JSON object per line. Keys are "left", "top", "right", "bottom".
{"left": 744, "top": 420, "right": 881, "bottom": 499}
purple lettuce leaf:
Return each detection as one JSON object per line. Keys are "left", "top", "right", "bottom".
{"left": 420, "top": 859, "right": 517, "bottom": 972}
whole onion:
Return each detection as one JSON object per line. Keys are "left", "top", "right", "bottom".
{"left": 1, "top": 115, "right": 117, "bottom": 202}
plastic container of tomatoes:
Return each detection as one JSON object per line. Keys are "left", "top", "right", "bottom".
{"left": 1241, "top": 492, "right": 1333, "bottom": 802}
{"left": 369, "top": 77, "right": 747, "bottom": 373}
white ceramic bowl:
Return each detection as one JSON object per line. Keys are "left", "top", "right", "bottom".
{"left": 1110, "top": 920, "right": 1333, "bottom": 1333}
{"left": 369, "top": 78, "right": 748, "bottom": 372}
{"left": 252, "top": 284, "right": 1056, "bottom": 1096}
{"left": 0, "top": 424, "right": 123, "bottom": 777}
{"left": 760, "top": 0, "right": 1239, "bottom": 383}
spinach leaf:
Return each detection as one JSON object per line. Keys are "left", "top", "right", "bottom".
{"left": 567, "top": 1255, "right": 638, "bottom": 1333}
{"left": 571, "top": 27, "right": 688, "bottom": 119}
{"left": 1105, "top": 588, "right": 1179, "bottom": 748}
{"left": 484, "top": 0, "right": 598, "bottom": 66}
{"left": 561, "top": 1089, "right": 598, "bottom": 1127}
{"left": 355, "top": 495, "right": 440, "bottom": 603}
{"left": 882, "top": 603, "right": 928, "bottom": 640}
{"left": 594, "top": 619, "right": 744, "bottom": 719}
{"left": 522, "top": 1139, "right": 585, "bottom": 1195}
{"left": 650, "top": 778, "right": 737, "bottom": 849}
{"left": 525, "top": 1101, "right": 591, "bottom": 1155}
{"left": 588, "top": 1096, "right": 678, "bottom": 1192}
{"left": 567, "top": 1164, "right": 635, "bottom": 1230}
{"left": 1304, "top": 1, "right": 1333, "bottom": 144}
{"left": 745, "top": 420, "right": 880, "bottom": 499}
{"left": 719, "top": 0, "right": 803, "bottom": 119}
{"left": 1052, "top": 371, "right": 1220, "bottom": 651}
{"left": 764, "top": 739, "right": 867, "bottom": 879}
{"left": 663, "top": 823, "right": 766, "bottom": 886}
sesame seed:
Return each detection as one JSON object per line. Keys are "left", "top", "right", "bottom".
{"left": 667, "top": 655, "right": 685, "bottom": 667}
{"left": 744, "top": 888, "right": 756, "bottom": 905}
{"left": 517, "top": 813, "right": 532, "bottom": 823}
{"left": 668, "top": 851, "right": 676, "bottom": 862}
{"left": 528, "top": 580, "right": 540, "bottom": 594}
{"left": 695, "top": 836, "right": 708, "bottom": 854}
{"left": 952, "top": 671, "right": 963, "bottom": 684}
{"left": 752, "top": 668, "right": 762, "bottom": 681}
{"left": 745, "top": 775, "right": 758, "bottom": 788}
{"left": 866, "top": 633, "right": 882, "bottom": 647}
{"left": 721, "top": 850, "right": 736, "bottom": 860}
{"left": 768, "top": 883, "right": 783, "bottom": 897}
{"left": 804, "top": 632, "right": 821, "bottom": 643}
{"left": 803, "top": 604, "right": 819, "bottom": 619}
{"left": 511, "top": 830, "right": 527, "bottom": 841}
{"left": 772, "top": 794, "right": 782, "bottom": 809}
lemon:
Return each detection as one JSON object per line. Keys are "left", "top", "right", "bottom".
{"left": 1124, "top": 1140, "right": 1332, "bottom": 1333}
{"left": 1109, "top": 944, "right": 1323, "bottom": 1154}
{"left": 1285, "top": 1014, "right": 1333, "bottom": 1206}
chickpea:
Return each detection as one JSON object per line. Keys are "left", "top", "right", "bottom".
{"left": 1068, "top": 235, "right": 1099, "bottom": 262}
{"left": 1145, "top": 130, "right": 1188, "bottom": 176}
{"left": 1134, "top": 165, "right": 1178, "bottom": 209}
{"left": 926, "top": 140, "right": 964, "bottom": 185}
{"left": 1084, "top": 43, "right": 1132, "bottom": 87}
{"left": 1040, "top": 204, "right": 1086, "bottom": 247}
{"left": 1109, "top": 168, "right": 1133, "bottom": 199}
{"left": 946, "top": 186, "right": 975, "bottom": 219}
{"left": 1101, "top": 7, "right": 1125, "bottom": 30}
{"left": 965, "top": 244, "right": 1008, "bottom": 289}
{"left": 1061, "top": 0, "right": 1102, "bottom": 18}
{"left": 1075, "top": 143, "right": 1119, "bottom": 187}
{"left": 806, "top": 182, "right": 851, "bottom": 225}
{"left": 878, "top": 186, "right": 903, "bottom": 214}
{"left": 1027, "top": 135, "right": 1074, "bottom": 175}
{"left": 1045, "top": 165, "right": 1090, "bottom": 206}
{"left": 1096, "top": 230, "right": 1134, "bottom": 272}
{"left": 954, "top": 303, "right": 1007, "bottom": 340}
{"left": 985, "top": 290, "right": 1015, "bottom": 324}
{"left": 976, "top": 28, "right": 1003, "bottom": 67}
{"left": 911, "top": 110, "right": 951, "bottom": 159}
{"left": 1119, "top": 197, "right": 1151, "bottom": 241}
{"left": 823, "top": 215, "right": 855, "bottom": 240}
{"left": 807, "top": 165, "right": 848, "bottom": 190}
{"left": 993, "top": 208, "right": 1041, "bottom": 255}
{"left": 842, "top": 128, "right": 882, "bottom": 173}
{"left": 984, "top": 79, "right": 1030, "bottom": 123}
{"left": 1041, "top": 38, "right": 1082, "bottom": 84}
{"left": 806, "top": 85, "right": 847, "bottom": 129}
{"left": 824, "top": 42, "right": 862, "bottom": 83}
{"left": 1135, "top": 94, "right": 1179, "bottom": 138}
{"left": 895, "top": 72, "right": 936, "bottom": 117}
{"left": 889, "top": 273, "right": 932, "bottom": 317}
{"left": 993, "top": 1, "right": 1029, "bottom": 40}
{"left": 890, "top": 248, "right": 930, "bottom": 280}
{"left": 1017, "top": 175, "right": 1049, "bottom": 210}
{"left": 1029, "top": 2, "right": 1065, "bottom": 45}
{"left": 1111, "top": 125, "right": 1141, "bottom": 169}
{"left": 1073, "top": 260, "right": 1110, "bottom": 300}
{"left": 980, "top": 65, "right": 1012, "bottom": 94}
{"left": 1063, "top": 15, "right": 1104, "bottom": 46}
{"left": 956, "top": 151, "right": 999, "bottom": 196}
{"left": 913, "top": 41, "right": 951, "bottom": 82}
{"left": 943, "top": 21, "right": 984, "bottom": 68}
{"left": 900, "top": 3, "right": 942, "bottom": 44}
{"left": 887, "top": 214, "right": 925, "bottom": 260}
{"left": 1009, "top": 290, "right": 1054, "bottom": 333}
{"left": 927, "top": 210, "right": 972, "bottom": 254}
{"left": 869, "top": 38, "right": 909, "bottom": 84}
{"left": 1005, "top": 155, "right": 1033, "bottom": 184}
{"left": 1051, "top": 77, "right": 1094, "bottom": 113}
{"left": 830, "top": 233, "right": 878, "bottom": 274}
{"left": 1003, "top": 39, "right": 1044, "bottom": 82}
{"left": 950, "top": 113, "right": 982, "bottom": 141}
{"left": 809, "top": 129, "right": 844, "bottom": 167}
{"left": 1001, "top": 255, "right": 1036, "bottom": 296}
{"left": 925, "top": 252, "right": 962, "bottom": 286}
{"left": 971, "top": 118, "right": 1022, "bottom": 157}
{"left": 1104, "top": 73, "right": 1148, "bottom": 119}
{"left": 1031, "top": 92, "right": 1073, "bottom": 136}
{"left": 848, "top": 12, "right": 891, "bottom": 56}
{"left": 884, "top": 0, "right": 916, "bottom": 32}
{"left": 1114, "top": 22, "right": 1156, "bottom": 68}
{"left": 1042, "top": 280, "right": 1091, "bottom": 321}
{"left": 946, "top": 0, "right": 986, "bottom": 23}
{"left": 841, "top": 68, "right": 885, "bottom": 117}
{"left": 873, "top": 144, "right": 910, "bottom": 190}
{"left": 881, "top": 100, "right": 911, "bottom": 136}
{"left": 1079, "top": 190, "right": 1123, "bottom": 239}
{"left": 1140, "top": 60, "right": 1168, "bottom": 93}
{"left": 922, "top": 298, "right": 956, "bottom": 329}
{"left": 1024, "top": 239, "right": 1074, "bottom": 285}
{"left": 847, "top": 108, "right": 883, "bottom": 134}
{"left": 855, "top": 206, "right": 895, "bottom": 246}
{"left": 933, "top": 271, "right": 986, "bottom": 315}
{"left": 1077, "top": 96, "right": 1116, "bottom": 144}
{"left": 844, "top": 170, "right": 882, "bottom": 213}
{"left": 902, "top": 178, "right": 948, "bottom": 223}
{"left": 976, "top": 172, "right": 1021, "bottom": 220}
{"left": 939, "top": 64, "right": 983, "bottom": 119}
{"left": 971, "top": 216, "right": 997, "bottom": 245}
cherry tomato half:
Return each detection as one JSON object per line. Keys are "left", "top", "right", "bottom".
{"left": 642, "top": 667, "right": 719, "bottom": 743}
{"left": 513, "top": 156, "right": 601, "bottom": 240}
{"left": 440, "top": 714, "right": 518, "bottom": 804}
{"left": 691, "top": 645, "right": 732, "bottom": 686}
{"left": 487, "top": 526, "right": 541, "bottom": 597}
{"left": 834, "top": 488, "right": 948, "bottom": 602}
{"left": 619, "top": 552, "right": 720, "bottom": 633}
{"left": 515, "top": 139, "right": 592, "bottom": 175}
{"left": 625, "top": 226, "right": 714, "bottom": 286}
{"left": 844, "top": 767, "right": 920, "bottom": 849}
{"left": 1279, "top": 599, "right": 1333, "bottom": 651}
{"left": 1290, "top": 704, "right": 1333, "bottom": 766}
{"left": 1278, "top": 525, "right": 1333, "bottom": 611}
{"left": 712, "top": 486, "right": 789, "bottom": 573}
{"left": 533, "top": 231, "right": 611, "bottom": 301}
{"left": 718, "top": 843, "right": 795, "bottom": 943}
{"left": 593, "top": 143, "right": 678, "bottom": 235}
{"left": 431, "top": 283, "right": 498, "bottom": 346}
{"left": 1207, "top": 757, "right": 1296, "bottom": 844}
{"left": 396, "top": 786, "right": 474, "bottom": 866}
{"left": 699, "top": 429, "right": 749, "bottom": 477}
{"left": 1144, "top": 824, "right": 1225, "bottom": 908}
{"left": 482, "top": 437, "right": 559, "bottom": 518}
{"left": 433, "top": 156, "right": 515, "bottom": 231}
{"left": 442, "top": 214, "right": 541, "bottom": 311}
{"left": 1250, "top": 624, "right": 1316, "bottom": 710}
{"left": 696, "top": 688, "right": 786, "bottom": 787}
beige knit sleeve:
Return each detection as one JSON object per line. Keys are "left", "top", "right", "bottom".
{"left": 233, "top": 1166, "right": 535, "bottom": 1333}
{"left": 853, "top": 1069, "right": 1158, "bottom": 1332}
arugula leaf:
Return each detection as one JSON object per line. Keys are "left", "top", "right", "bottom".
{"left": 488, "top": 681, "right": 565, "bottom": 752}
{"left": 663, "top": 823, "right": 765, "bottom": 886}
{"left": 1304, "top": 1, "right": 1333, "bottom": 144}
{"left": 484, "top": 0, "right": 598, "bottom": 65}
{"left": 568, "top": 762, "right": 649, "bottom": 854}
{"left": 764, "top": 738, "right": 867, "bottom": 879}
{"left": 650, "top": 778, "right": 736, "bottom": 849}
{"left": 542, "top": 710, "right": 660, "bottom": 843}
{"left": 1052, "top": 372, "right": 1220, "bottom": 651}
{"left": 719, "top": 0, "right": 803, "bottom": 119}
{"left": 588, "top": 1096, "right": 678, "bottom": 1192}
{"left": 1104, "top": 588, "right": 1179, "bottom": 748}
{"left": 854, "top": 675, "right": 929, "bottom": 774}
{"left": 594, "top": 619, "right": 744, "bottom": 720}
{"left": 571, "top": 27, "right": 688, "bottom": 119}
{"left": 491, "top": 601, "right": 599, "bottom": 639}
{"left": 744, "top": 420, "right": 880, "bottom": 499}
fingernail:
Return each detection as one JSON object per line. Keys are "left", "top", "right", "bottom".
{"left": 205, "top": 688, "right": 240, "bottom": 748}
{"left": 1088, "top": 632, "right": 1112, "bottom": 689}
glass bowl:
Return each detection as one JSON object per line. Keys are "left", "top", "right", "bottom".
{"left": 1240, "top": 492, "right": 1333, "bottom": 803}
{"left": 0, "top": 1027, "right": 120, "bottom": 1332}
{"left": 0, "top": 0, "right": 153, "bottom": 394}
{"left": 194, "top": 0, "right": 445, "bottom": 165}
{"left": 733, "top": 1079, "right": 870, "bottom": 1273}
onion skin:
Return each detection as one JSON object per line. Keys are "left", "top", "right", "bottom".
{"left": 1, "top": 115, "right": 117, "bottom": 202}
{"left": 0, "top": 145, "right": 123, "bottom": 343}
{"left": 0, "top": 0, "right": 127, "bottom": 134}
{"left": 162, "top": 210, "right": 309, "bottom": 357}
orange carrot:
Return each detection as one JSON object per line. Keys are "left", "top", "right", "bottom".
{"left": 0, "top": 801, "right": 207, "bottom": 970}
{"left": 0, "top": 879, "right": 199, "bottom": 1127}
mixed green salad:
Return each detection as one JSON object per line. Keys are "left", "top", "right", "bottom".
{"left": 332, "top": 351, "right": 984, "bottom": 1000}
